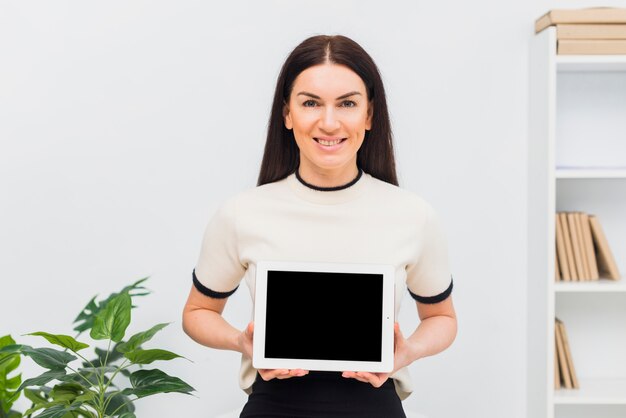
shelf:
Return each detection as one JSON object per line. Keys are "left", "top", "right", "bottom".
{"left": 555, "top": 279, "right": 626, "bottom": 293}
{"left": 556, "top": 168, "right": 626, "bottom": 179}
{"left": 530, "top": 27, "right": 626, "bottom": 418}
{"left": 555, "top": 378, "right": 626, "bottom": 405}
{"left": 557, "top": 55, "right": 626, "bottom": 72}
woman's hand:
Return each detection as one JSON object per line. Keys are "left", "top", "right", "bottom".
{"left": 342, "top": 323, "right": 416, "bottom": 388}
{"left": 238, "top": 322, "right": 309, "bottom": 381}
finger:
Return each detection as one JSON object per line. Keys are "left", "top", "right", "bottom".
{"left": 357, "top": 372, "right": 386, "bottom": 388}
{"left": 342, "top": 371, "right": 370, "bottom": 384}
{"left": 277, "top": 369, "right": 309, "bottom": 379}
{"left": 288, "top": 369, "right": 309, "bottom": 377}
{"left": 259, "top": 369, "right": 289, "bottom": 381}
{"left": 245, "top": 322, "right": 254, "bottom": 339}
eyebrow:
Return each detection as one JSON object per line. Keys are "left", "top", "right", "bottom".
{"left": 296, "top": 91, "right": 362, "bottom": 100}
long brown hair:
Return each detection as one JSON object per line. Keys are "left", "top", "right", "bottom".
{"left": 256, "top": 34, "right": 399, "bottom": 187}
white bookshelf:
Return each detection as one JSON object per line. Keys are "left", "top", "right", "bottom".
{"left": 554, "top": 379, "right": 626, "bottom": 405}
{"left": 528, "top": 26, "right": 626, "bottom": 418}
{"left": 554, "top": 280, "right": 626, "bottom": 293}
{"left": 556, "top": 168, "right": 626, "bottom": 179}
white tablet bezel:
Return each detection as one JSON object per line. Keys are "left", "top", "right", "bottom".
{"left": 253, "top": 260, "right": 395, "bottom": 373}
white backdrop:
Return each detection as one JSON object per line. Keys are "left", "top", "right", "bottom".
{"left": 0, "top": 1, "right": 615, "bottom": 417}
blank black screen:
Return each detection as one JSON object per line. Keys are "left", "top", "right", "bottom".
{"left": 264, "top": 270, "right": 383, "bottom": 362}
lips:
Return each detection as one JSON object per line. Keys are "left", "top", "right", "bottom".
{"left": 314, "top": 137, "right": 347, "bottom": 144}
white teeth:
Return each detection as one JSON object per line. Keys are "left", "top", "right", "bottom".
{"left": 317, "top": 138, "right": 342, "bottom": 146}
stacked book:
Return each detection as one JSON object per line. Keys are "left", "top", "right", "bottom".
{"left": 555, "top": 212, "right": 621, "bottom": 281}
{"left": 535, "top": 8, "right": 626, "bottom": 54}
{"left": 555, "top": 318, "right": 579, "bottom": 390}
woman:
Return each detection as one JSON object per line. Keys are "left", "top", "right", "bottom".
{"left": 182, "top": 34, "right": 457, "bottom": 418}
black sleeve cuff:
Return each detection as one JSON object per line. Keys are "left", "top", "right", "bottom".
{"left": 192, "top": 269, "right": 239, "bottom": 299}
{"left": 408, "top": 276, "right": 453, "bottom": 304}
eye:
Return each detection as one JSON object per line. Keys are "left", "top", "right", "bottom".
{"left": 303, "top": 100, "right": 318, "bottom": 107}
{"left": 341, "top": 100, "right": 357, "bottom": 108}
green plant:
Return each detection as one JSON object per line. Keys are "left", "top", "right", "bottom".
{"left": 0, "top": 278, "right": 194, "bottom": 418}
{"left": 0, "top": 335, "right": 22, "bottom": 418}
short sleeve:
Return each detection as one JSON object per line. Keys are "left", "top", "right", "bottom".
{"left": 405, "top": 203, "right": 453, "bottom": 304}
{"left": 193, "top": 197, "right": 247, "bottom": 298}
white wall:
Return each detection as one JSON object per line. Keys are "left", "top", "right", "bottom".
{"left": 0, "top": 1, "right": 614, "bottom": 416}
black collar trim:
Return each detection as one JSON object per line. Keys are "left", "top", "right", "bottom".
{"left": 295, "top": 167, "right": 363, "bottom": 192}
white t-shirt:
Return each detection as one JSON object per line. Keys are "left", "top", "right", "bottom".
{"left": 193, "top": 168, "right": 453, "bottom": 400}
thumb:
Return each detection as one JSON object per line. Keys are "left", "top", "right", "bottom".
{"left": 393, "top": 323, "right": 403, "bottom": 348}
{"left": 245, "top": 322, "right": 254, "bottom": 339}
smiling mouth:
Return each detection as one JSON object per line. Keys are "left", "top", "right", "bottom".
{"left": 314, "top": 138, "right": 347, "bottom": 146}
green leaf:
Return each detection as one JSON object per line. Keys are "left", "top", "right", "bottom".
{"left": 77, "top": 366, "right": 116, "bottom": 375}
{"left": 0, "top": 345, "right": 21, "bottom": 355}
{"left": 73, "top": 277, "right": 150, "bottom": 335}
{"left": 121, "top": 369, "right": 194, "bottom": 399}
{"left": 0, "top": 338, "right": 21, "bottom": 413}
{"left": 18, "top": 369, "right": 66, "bottom": 392}
{"left": 57, "top": 372, "right": 103, "bottom": 388}
{"left": 0, "top": 336, "right": 16, "bottom": 349}
{"left": 90, "top": 292, "right": 132, "bottom": 342}
{"left": 123, "top": 349, "right": 183, "bottom": 365}
{"left": 116, "top": 323, "right": 169, "bottom": 354}
{"left": 31, "top": 402, "right": 82, "bottom": 418}
{"left": 104, "top": 392, "right": 135, "bottom": 415}
{"left": 6, "top": 390, "right": 22, "bottom": 406}
{"left": 23, "top": 405, "right": 44, "bottom": 417}
{"left": 118, "top": 413, "right": 136, "bottom": 418}
{"left": 49, "top": 382, "right": 86, "bottom": 403}
{"left": 21, "top": 346, "right": 76, "bottom": 370}
{"left": 27, "top": 333, "right": 89, "bottom": 352}
{"left": 120, "top": 276, "right": 151, "bottom": 295}
{"left": 23, "top": 387, "right": 51, "bottom": 404}
{"left": 0, "top": 354, "right": 20, "bottom": 375}
{"left": 0, "top": 343, "right": 21, "bottom": 371}
{"left": 5, "top": 373, "right": 21, "bottom": 390}
{"left": 74, "top": 389, "right": 96, "bottom": 403}
{"left": 72, "top": 296, "right": 99, "bottom": 334}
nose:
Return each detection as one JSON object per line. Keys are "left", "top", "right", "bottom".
{"left": 319, "top": 106, "right": 341, "bottom": 132}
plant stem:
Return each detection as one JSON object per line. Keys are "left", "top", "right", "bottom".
{"left": 100, "top": 359, "right": 130, "bottom": 412}
{"left": 103, "top": 340, "right": 112, "bottom": 368}
{"left": 96, "top": 339, "right": 113, "bottom": 416}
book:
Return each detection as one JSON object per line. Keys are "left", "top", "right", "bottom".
{"left": 567, "top": 213, "right": 585, "bottom": 280}
{"left": 581, "top": 213, "right": 599, "bottom": 280}
{"left": 555, "top": 213, "right": 571, "bottom": 281}
{"left": 575, "top": 213, "right": 590, "bottom": 280}
{"left": 557, "top": 319, "right": 579, "bottom": 389}
{"left": 556, "top": 253, "right": 561, "bottom": 281}
{"left": 558, "top": 39, "right": 626, "bottom": 55}
{"left": 556, "top": 23, "right": 626, "bottom": 39}
{"left": 555, "top": 345, "right": 560, "bottom": 390}
{"left": 555, "top": 318, "right": 572, "bottom": 388}
{"left": 589, "top": 215, "right": 621, "bottom": 280}
{"left": 536, "top": 8, "right": 626, "bottom": 33}
{"left": 560, "top": 213, "right": 578, "bottom": 281}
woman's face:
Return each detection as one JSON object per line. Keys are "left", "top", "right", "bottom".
{"left": 283, "top": 63, "right": 373, "bottom": 174}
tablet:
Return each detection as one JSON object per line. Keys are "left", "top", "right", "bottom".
{"left": 253, "top": 260, "right": 395, "bottom": 373}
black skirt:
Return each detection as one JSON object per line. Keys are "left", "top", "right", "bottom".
{"left": 239, "top": 371, "right": 406, "bottom": 418}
